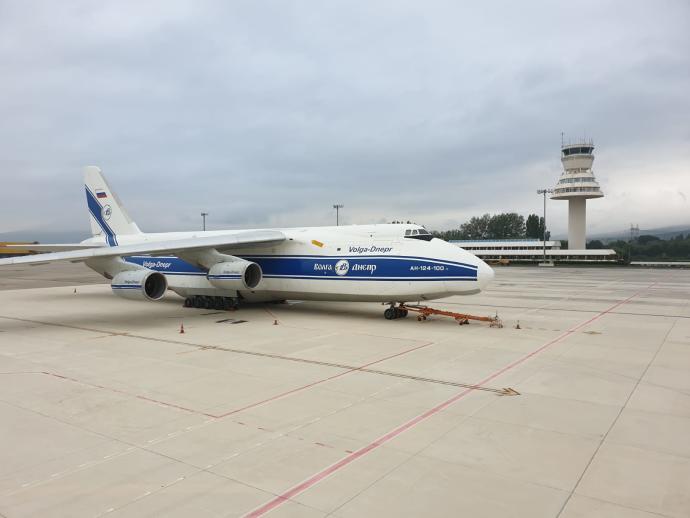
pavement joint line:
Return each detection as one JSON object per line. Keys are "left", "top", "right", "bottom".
{"left": 511, "top": 278, "right": 623, "bottom": 322}
{"left": 190, "top": 365, "right": 419, "bottom": 477}
{"left": 6, "top": 337, "right": 515, "bottom": 422}
{"left": 209, "top": 340, "right": 441, "bottom": 417}
{"left": 0, "top": 339, "right": 413, "bottom": 502}
{"left": 95, "top": 474, "right": 189, "bottom": 518}
{"left": 600, "top": 439, "right": 690, "bottom": 462}
{"left": 242, "top": 283, "right": 657, "bottom": 518}
{"left": 480, "top": 282, "right": 674, "bottom": 414}
{"left": 565, "top": 493, "right": 677, "bottom": 518}
{"left": 637, "top": 381, "right": 690, "bottom": 398}
{"left": 0, "top": 395, "right": 226, "bottom": 500}
{"left": 328, "top": 392, "right": 566, "bottom": 518}
{"left": 555, "top": 316, "right": 678, "bottom": 518}
{"left": 7, "top": 437, "right": 157, "bottom": 495}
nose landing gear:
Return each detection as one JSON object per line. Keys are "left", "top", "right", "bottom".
{"left": 383, "top": 304, "right": 409, "bottom": 320}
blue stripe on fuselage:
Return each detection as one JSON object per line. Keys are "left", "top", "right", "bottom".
{"left": 245, "top": 256, "right": 476, "bottom": 279}
{"left": 123, "top": 255, "right": 477, "bottom": 281}
{"left": 242, "top": 254, "right": 478, "bottom": 270}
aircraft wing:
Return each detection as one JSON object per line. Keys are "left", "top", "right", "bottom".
{"left": 0, "top": 230, "right": 286, "bottom": 266}
{"left": 4, "top": 244, "right": 105, "bottom": 252}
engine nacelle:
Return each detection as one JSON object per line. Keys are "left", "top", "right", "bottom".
{"left": 111, "top": 270, "right": 168, "bottom": 301}
{"left": 207, "top": 260, "right": 262, "bottom": 291}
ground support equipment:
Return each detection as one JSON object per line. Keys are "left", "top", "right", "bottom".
{"left": 396, "top": 303, "right": 503, "bottom": 327}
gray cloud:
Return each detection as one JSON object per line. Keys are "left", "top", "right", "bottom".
{"left": 0, "top": 0, "right": 688, "bottom": 238}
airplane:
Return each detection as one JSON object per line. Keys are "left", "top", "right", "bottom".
{"left": 0, "top": 167, "right": 494, "bottom": 319}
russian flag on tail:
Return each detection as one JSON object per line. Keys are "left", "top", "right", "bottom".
{"left": 96, "top": 190, "right": 107, "bottom": 199}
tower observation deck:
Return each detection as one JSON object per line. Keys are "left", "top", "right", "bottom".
{"left": 551, "top": 140, "right": 603, "bottom": 249}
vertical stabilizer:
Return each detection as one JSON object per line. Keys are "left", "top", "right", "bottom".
{"left": 84, "top": 166, "right": 142, "bottom": 246}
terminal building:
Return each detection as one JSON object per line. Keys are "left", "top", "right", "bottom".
{"left": 450, "top": 239, "right": 616, "bottom": 263}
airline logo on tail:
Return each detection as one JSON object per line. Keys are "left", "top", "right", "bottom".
{"left": 85, "top": 186, "right": 118, "bottom": 246}
{"left": 96, "top": 190, "right": 108, "bottom": 199}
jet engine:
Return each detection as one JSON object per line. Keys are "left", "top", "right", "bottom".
{"left": 206, "top": 260, "right": 262, "bottom": 291}
{"left": 111, "top": 270, "right": 168, "bottom": 301}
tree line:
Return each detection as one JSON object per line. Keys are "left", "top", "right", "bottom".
{"left": 431, "top": 213, "right": 550, "bottom": 241}
{"left": 597, "top": 234, "right": 690, "bottom": 262}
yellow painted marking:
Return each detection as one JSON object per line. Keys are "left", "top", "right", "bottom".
{"left": 311, "top": 240, "right": 324, "bottom": 248}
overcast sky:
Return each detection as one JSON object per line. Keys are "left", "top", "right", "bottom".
{"left": 1, "top": 0, "right": 688, "bottom": 239}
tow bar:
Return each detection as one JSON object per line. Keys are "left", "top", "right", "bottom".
{"left": 394, "top": 303, "right": 503, "bottom": 328}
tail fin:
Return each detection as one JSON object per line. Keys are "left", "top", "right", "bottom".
{"left": 84, "top": 166, "right": 142, "bottom": 246}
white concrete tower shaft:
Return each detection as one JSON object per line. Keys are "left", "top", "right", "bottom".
{"left": 551, "top": 141, "right": 603, "bottom": 249}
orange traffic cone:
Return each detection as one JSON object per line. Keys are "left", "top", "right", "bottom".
{"left": 180, "top": 322, "right": 185, "bottom": 334}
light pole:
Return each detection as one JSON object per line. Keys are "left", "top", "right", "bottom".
{"left": 333, "top": 204, "right": 344, "bottom": 226}
{"left": 536, "top": 189, "right": 553, "bottom": 263}
{"left": 201, "top": 212, "right": 208, "bottom": 231}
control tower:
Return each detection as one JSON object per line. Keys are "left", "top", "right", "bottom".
{"left": 551, "top": 140, "right": 603, "bottom": 249}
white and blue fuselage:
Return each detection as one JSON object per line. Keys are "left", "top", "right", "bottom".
{"left": 97, "top": 224, "right": 494, "bottom": 303}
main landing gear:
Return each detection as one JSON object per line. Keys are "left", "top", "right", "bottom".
{"left": 184, "top": 296, "right": 239, "bottom": 311}
{"left": 383, "top": 304, "right": 408, "bottom": 320}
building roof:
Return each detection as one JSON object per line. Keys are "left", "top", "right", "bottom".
{"left": 450, "top": 239, "right": 560, "bottom": 246}
{"left": 465, "top": 248, "right": 615, "bottom": 256}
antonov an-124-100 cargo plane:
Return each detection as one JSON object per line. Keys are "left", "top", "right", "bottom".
{"left": 0, "top": 167, "right": 494, "bottom": 319}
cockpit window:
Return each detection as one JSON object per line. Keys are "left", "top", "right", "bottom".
{"left": 404, "top": 227, "right": 433, "bottom": 241}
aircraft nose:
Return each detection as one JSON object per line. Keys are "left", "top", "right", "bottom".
{"left": 476, "top": 260, "right": 495, "bottom": 290}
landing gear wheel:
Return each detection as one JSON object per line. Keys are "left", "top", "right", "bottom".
{"left": 400, "top": 309, "right": 408, "bottom": 318}
{"left": 204, "top": 297, "right": 214, "bottom": 310}
{"left": 183, "top": 297, "right": 193, "bottom": 308}
{"left": 384, "top": 308, "right": 395, "bottom": 320}
{"left": 214, "top": 297, "right": 225, "bottom": 310}
{"left": 193, "top": 296, "right": 204, "bottom": 308}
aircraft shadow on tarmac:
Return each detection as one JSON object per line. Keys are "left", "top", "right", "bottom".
{"left": 2, "top": 290, "right": 407, "bottom": 332}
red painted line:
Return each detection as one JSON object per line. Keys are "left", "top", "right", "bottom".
{"left": 134, "top": 394, "right": 216, "bottom": 417}
{"left": 41, "top": 371, "right": 217, "bottom": 418}
{"left": 39, "top": 339, "right": 436, "bottom": 421}
{"left": 214, "top": 340, "right": 435, "bottom": 418}
{"left": 244, "top": 284, "right": 655, "bottom": 517}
